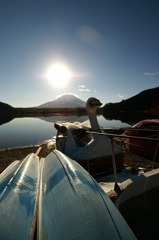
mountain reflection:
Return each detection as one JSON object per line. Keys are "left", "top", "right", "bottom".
{"left": 0, "top": 112, "right": 152, "bottom": 128}
{"left": 0, "top": 115, "right": 131, "bottom": 149}
{"left": 38, "top": 115, "right": 88, "bottom": 123}
{"left": 102, "top": 112, "right": 153, "bottom": 126}
{"left": 0, "top": 115, "right": 14, "bottom": 126}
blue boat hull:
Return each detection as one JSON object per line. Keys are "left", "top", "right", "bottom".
{"left": 0, "top": 153, "right": 39, "bottom": 240}
{"left": 38, "top": 150, "right": 136, "bottom": 240}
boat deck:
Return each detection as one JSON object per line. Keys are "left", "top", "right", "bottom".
{"left": 96, "top": 165, "right": 159, "bottom": 240}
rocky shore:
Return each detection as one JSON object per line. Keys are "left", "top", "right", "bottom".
{"left": 118, "top": 138, "right": 159, "bottom": 172}
{"left": 0, "top": 139, "right": 159, "bottom": 175}
{"left": 0, "top": 140, "right": 55, "bottom": 174}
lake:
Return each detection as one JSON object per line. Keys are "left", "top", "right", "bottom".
{"left": 0, "top": 115, "right": 131, "bottom": 149}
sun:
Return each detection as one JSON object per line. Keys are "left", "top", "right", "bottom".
{"left": 46, "top": 63, "right": 72, "bottom": 88}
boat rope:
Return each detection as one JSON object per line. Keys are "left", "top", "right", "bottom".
{"left": 153, "top": 137, "right": 159, "bottom": 162}
{"left": 86, "top": 143, "right": 90, "bottom": 173}
{"left": 110, "top": 137, "right": 122, "bottom": 195}
{"left": 86, "top": 131, "right": 159, "bottom": 142}
{"left": 87, "top": 130, "right": 159, "bottom": 193}
{"left": 103, "top": 128, "right": 159, "bottom": 133}
{"left": 110, "top": 138, "right": 117, "bottom": 183}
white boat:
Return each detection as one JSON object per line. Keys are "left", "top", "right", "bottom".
{"left": 97, "top": 164, "right": 159, "bottom": 239}
{"left": 54, "top": 97, "right": 123, "bottom": 175}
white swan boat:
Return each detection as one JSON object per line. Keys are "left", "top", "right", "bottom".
{"left": 54, "top": 97, "right": 123, "bottom": 175}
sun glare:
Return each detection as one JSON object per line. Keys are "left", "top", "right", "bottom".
{"left": 46, "top": 63, "right": 72, "bottom": 88}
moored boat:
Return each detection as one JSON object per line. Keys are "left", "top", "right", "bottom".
{"left": 1, "top": 147, "right": 159, "bottom": 238}
{"left": 97, "top": 165, "right": 159, "bottom": 239}
{"left": 0, "top": 153, "right": 39, "bottom": 240}
{"left": 37, "top": 149, "right": 136, "bottom": 240}
{"left": 54, "top": 97, "right": 123, "bottom": 175}
{"left": 124, "top": 119, "right": 159, "bottom": 161}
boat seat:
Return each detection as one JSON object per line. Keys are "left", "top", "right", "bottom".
{"left": 115, "top": 169, "right": 159, "bottom": 208}
{"left": 114, "top": 175, "right": 146, "bottom": 208}
{"left": 143, "top": 169, "right": 159, "bottom": 192}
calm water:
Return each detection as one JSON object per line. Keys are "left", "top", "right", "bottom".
{"left": 0, "top": 115, "right": 131, "bottom": 149}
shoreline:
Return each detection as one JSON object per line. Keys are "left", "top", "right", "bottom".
{"left": 0, "top": 140, "right": 55, "bottom": 174}
{"left": 0, "top": 139, "right": 159, "bottom": 175}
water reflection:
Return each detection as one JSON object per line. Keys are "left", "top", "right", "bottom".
{"left": 0, "top": 115, "right": 132, "bottom": 149}
{"left": 0, "top": 115, "right": 14, "bottom": 126}
{"left": 0, "top": 118, "right": 54, "bottom": 149}
{"left": 38, "top": 115, "right": 88, "bottom": 123}
{"left": 103, "top": 112, "right": 153, "bottom": 126}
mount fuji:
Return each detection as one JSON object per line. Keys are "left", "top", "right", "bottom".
{"left": 37, "top": 94, "right": 86, "bottom": 108}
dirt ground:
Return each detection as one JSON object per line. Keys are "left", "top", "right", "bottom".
{"left": 119, "top": 139, "right": 159, "bottom": 171}
{"left": 0, "top": 141, "right": 55, "bottom": 174}
{"left": 0, "top": 138, "right": 159, "bottom": 174}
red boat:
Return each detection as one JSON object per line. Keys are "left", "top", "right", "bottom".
{"left": 124, "top": 119, "right": 159, "bottom": 161}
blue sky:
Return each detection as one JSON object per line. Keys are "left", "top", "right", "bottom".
{"left": 0, "top": 0, "right": 158, "bottom": 107}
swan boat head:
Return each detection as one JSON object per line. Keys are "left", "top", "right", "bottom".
{"left": 86, "top": 98, "right": 102, "bottom": 131}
